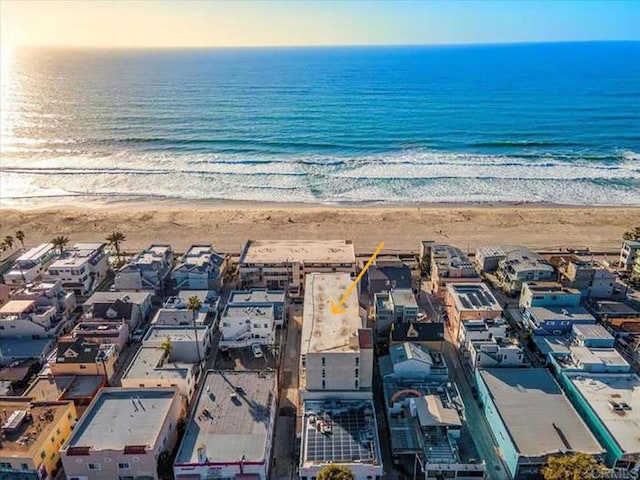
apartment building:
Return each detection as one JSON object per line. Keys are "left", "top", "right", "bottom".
{"left": 50, "top": 338, "right": 118, "bottom": 382}
{"left": 239, "top": 240, "right": 356, "bottom": 297}
{"left": 60, "top": 388, "right": 182, "bottom": 480}
{"left": 523, "top": 305, "right": 597, "bottom": 336}
{"left": 227, "top": 289, "right": 286, "bottom": 326}
{"left": 219, "top": 304, "right": 276, "bottom": 349}
{"left": 458, "top": 318, "right": 527, "bottom": 371}
{"left": 0, "top": 397, "right": 77, "bottom": 480}
{"left": 379, "top": 343, "right": 485, "bottom": 479}
{"left": 173, "top": 370, "right": 277, "bottom": 480}
{"left": 3, "top": 243, "right": 57, "bottom": 286}
{"left": 121, "top": 346, "right": 199, "bottom": 399}
{"left": 373, "top": 289, "right": 419, "bottom": 334}
{"left": 519, "top": 281, "right": 581, "bottom": 310}
{"left": 620, "top": 240, "right": 640, "bottom": 271}
{"left": 549, "top": 255, "right": 616, "bottom": 298}
{"left": 114, "top": 244, "right": 174, "bottom": 291}
{"left": 299, "top": 273, "right": 373, "bottom": 399}
{"left": 82, "top": 291, "right": 153, "bottom": 331}
{"left": 171, "top": 244, "right": 227, "bottom": 290}
{"left": 44, "top": 243, "right": 109, "bottom": 296}
{"left": 143, "top": 326, "right": 210, "bottom": 363}
{"left": 445, "top": 283, "right": 503, "bottom": 341}
{"left": 67, "top": 321, "right": 130, "bottom": 351}
{"left": 10, "top": 280, "right": 76, "bottom": 322}
{"left": 0, "top": 299, "right": 58, "bottom": 338}
{"left": 475, "top": 368, "right": 604, "bottom": 479}
{"left": 427, "top": 244, "right": 480, "bottom": 298}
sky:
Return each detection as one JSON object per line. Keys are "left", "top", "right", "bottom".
{"left": 1, "top": 0, "right": 639, "bottom": 48}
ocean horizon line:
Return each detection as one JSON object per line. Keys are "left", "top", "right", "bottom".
{"left": 7, "top": 39, "right": 640, "bottom": 51}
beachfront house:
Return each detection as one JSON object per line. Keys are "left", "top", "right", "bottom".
{"left": 2, "top": 243, "right": 57, "bottom": 286}
{"left": 171, "top": 244, "right": 228, "bottom": 290}
{"left": 620, "top": 240, "right": 640, "bottom": 271}
{"left": 114, "top": 244, "right": 174, "bottom": 291}
{"left": 44, "top": 243, "right": 109, "bottom": 296}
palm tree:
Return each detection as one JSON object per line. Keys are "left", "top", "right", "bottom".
{"left": 15, "top": 230, "right": 25, "bottom": 249}
{"left": 3, "top": 236, "right": 14, "bottom": 250}
{"left": 51, "top": 236, "right": 70, "bottom": 254}
{"left": 187, "top": 295, "right": 203, "bottom": 366}
{"left": 0, "top": 240, "right": 8, "bottom": 252}
{"left": 623, "top": 227, "right": 640, "bottom": 241}
{"left": 106, "top": 231, "right": 126, "bottom": 264}
{"left": 159, "top": 337, "right": 172, "bottom": 361}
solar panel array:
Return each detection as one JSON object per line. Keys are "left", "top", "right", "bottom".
{"left": 305, "top": 407, "right": 376, "bottom": 463}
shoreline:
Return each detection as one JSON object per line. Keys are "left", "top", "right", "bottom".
{"left": 1, "top": 203, "right": 637, "bottom": 254}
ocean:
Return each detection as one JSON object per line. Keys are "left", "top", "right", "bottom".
{"left": 1, "top": 42, "right": 639, "bottom": 206}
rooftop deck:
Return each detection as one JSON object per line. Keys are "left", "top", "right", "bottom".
{"left": 240, "top": 239, "right": 355, "bottom": 265}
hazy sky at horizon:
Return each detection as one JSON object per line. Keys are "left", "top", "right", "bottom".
{"left": 1, "top": 0, "right": 639, "bottom": 48}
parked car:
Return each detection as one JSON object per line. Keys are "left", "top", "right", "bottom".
{"left": 251, "top": 343, "right": 263, "bottom": 358}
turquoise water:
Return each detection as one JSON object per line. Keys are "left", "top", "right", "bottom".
{"left": 1, "top": 42, "right": 639, "bottom": 205}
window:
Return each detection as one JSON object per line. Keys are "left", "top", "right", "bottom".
{"left": 40, "top": 451, "right": 46, "bottom": 459}
{"left": 355, "top": 357, "right": 359, "bottom": 366}
{"left": 263, "top": 323, "right": 268, "bottom": 328}
{"left": 118, "top": 462, "right": 131, "bottom": 470}
{"left": 51, "top": 436, "right": 55, "bottom": 443}
{"left": 321, "top": 369, "right": 325, "bottom": 378}
{"left": 0, "top": 463, "right": 11, "bottom": 469}
{"left": 322, "top": 380, "right": 326, "bottom": 389}
{"left": 355, "top": 379, "right": 359, "bottom": 389}
{"left": 79, "top": 365, "right": 87, "bottom": 369}
{"left": 56, "top": 428, "right": 61, "bottom": 435}
{"left": 321, "top": 357, "right": 325, "bottom": 366}
{"left": 21, "top": 463, "right": 29, "bottom": 470}
{"left": 88, "top": 463, "right": 101, "bottom": 471}
{"left": 253, "top": 323, "right": 259, "bottom": 328}
{"left": 355, "top": 368, "right": 359, "bottom": 377}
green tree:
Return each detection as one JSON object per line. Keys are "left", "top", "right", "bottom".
{"left": 317, "top": 465, "right": 355, "bottom": 480}
{"left": 106, "top": 231, "right": 126, "bottom": 264}
{"left": 159, "top": 337, "right": 172, "bottom": 359}
{"left": 51, "top": 235, "right": 70, "bottom": 254}
{"left": 187, "top": 295, "right": 203, "bottom": 365}
{"left": 15, "top": 230, "right": 25, "bottom": 249}
{"left": 541, "top": 453, "right": 603, "bottom": 480}
{"left": 3, "top": 236, "right": 14, "bottom": 250}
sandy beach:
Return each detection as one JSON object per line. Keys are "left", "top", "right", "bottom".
{"left": 0, "top": 202, "right": 637, "bottom": 255}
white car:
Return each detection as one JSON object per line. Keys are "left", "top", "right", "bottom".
{"left": 251, "top": 343, "right": 263, "bottom": 358}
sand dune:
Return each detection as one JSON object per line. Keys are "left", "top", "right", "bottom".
{"left": 0, "top": 203, "right": 637, "bottom": 255}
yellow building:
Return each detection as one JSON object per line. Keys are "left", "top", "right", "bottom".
{"left": 0, "top": 397, "right": 77, "bottom": 479}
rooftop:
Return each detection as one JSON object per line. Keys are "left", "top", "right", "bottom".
{"left": 500, "top": 246, "right": 555, "bottom": 274}
{"left": 49, "top": 243, "right": 105, "bottom": 269}
{"left": 152, "top": 308, "right": 209, "bottom": 326}
{"left": 0, "top": 397, "right": 74, "bottom": 455}
{"left": 591, "top": 301, "right": 640, "bottom": 317}
{"left": 566, "top": 373, "right": 640, "bottom": 455}
{"left": 228, "top": 289, "right": 286, "bottom": 305}
{"left": 24, "top": 375, "right": 103, "bottom": 403}
{"left": 240, "top": 239, "right": 355, "bottom": 265}
{"left": 390, "top": 322, "right": 445, "bottom": 343}
{"left": 0, "top": 299, "right": 35, "bottom": 315}
{"left": 532, "top": 335, "right": 571, "bottom": 357}
{"left": 0, "top": 338, "right": 52, "bottom": 360}
{"left": 301, "top": 273, "right": 364, "bottom": 354}
{"left": 623, "top": 240, "right": 640, "bottom": 248}
{"left": 301, "top": 399, "right": 382, "bottom": 467}
{"left": 478, "top": 369, "right": 603, "bottom": 457}
{"left": 528, "top": 306, "right": 596, "bottom": 323}
{"left": 448, "top": 283, "right": 501, "bottom": 312}
{"left": 66, "top": 387, "right": 178, "bottom": 451}
{"left": 524, "top": 282, "right": 581, "bottom": 296}
{"left": 15, "top": 243, "right": 55, "bottom": 263}
{"left": 175, "top": 370, "right": 275, "bottom": 464}
{"left": 390, "top": 289, "right": 418, "bottom": 309}
{"left": 122, "top": 346, "right": 194, "bottom": 382}
{"left": 573, "top": 324, "right": 614, "bottom": 341}
{"left": 84, "top": 291, "right": 151, "bottom": 306}
{"left": 129, "top": 244, "right": 172, "bottom": 266}
{"left": 143, "top": 326, "right": 207, "bottom": 344}
{"left": 174, "top": 244, "right": 224, "bottom": 270}
{"left": 431, "top": 244, "right": 475, "bottom": 271}
{"left": 565, "top": 346, "right": 629, "bottom": 370}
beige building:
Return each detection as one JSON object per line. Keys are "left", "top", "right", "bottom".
{"left": 299, "top": 273, "right": 373, "bottom": 399}
{"left": 0, "top": 397, "right": 77, "bottom": 479}
{"left": 60, "top": 387, "right": 182, "bottom": 480}
{"left": 445, "top": 283, "right": 503, "bottom": 342}
{"left": 50, "top": 338, "right": 118, "bottom": 382}
{"left": 427, "top": 244, "right": 480, "bottom": 298}
{"left": 239, "top": 240, "right": 356, "bottom": 297}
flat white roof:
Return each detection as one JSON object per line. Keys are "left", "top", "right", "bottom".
{"left": 301, "top": 273, "right": 363, "bottom": 354}
{"left": 16, "top": 243, "right": 54, "bottom": 262}
{"left": 66, "top": 388, "right": 178, "bottom": 450}
{"left": 567, "top": 373, "right": 640, "bottom": 455}
{"left": 144, "top": 326, "right": 208, "bottom": 344}
{"left": 175, "top": 370, "right": 275, "bottom": 464}
{"left": 122, "top": 347, "right": 192, "bottom": 382}
{"left": 240, "top": 240, "right": 355, "bottom": 265}
{"left": 448, "top": 283, "right": 502, "bottom": 312}
{"left": 228, "top": 289, "right": 285, "bottom": 305}
{"left": 569, "top": 346, "right": 629, "bottom": 369}
{"left": 49, "top": 243, "right": 104, "bottom": 268}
